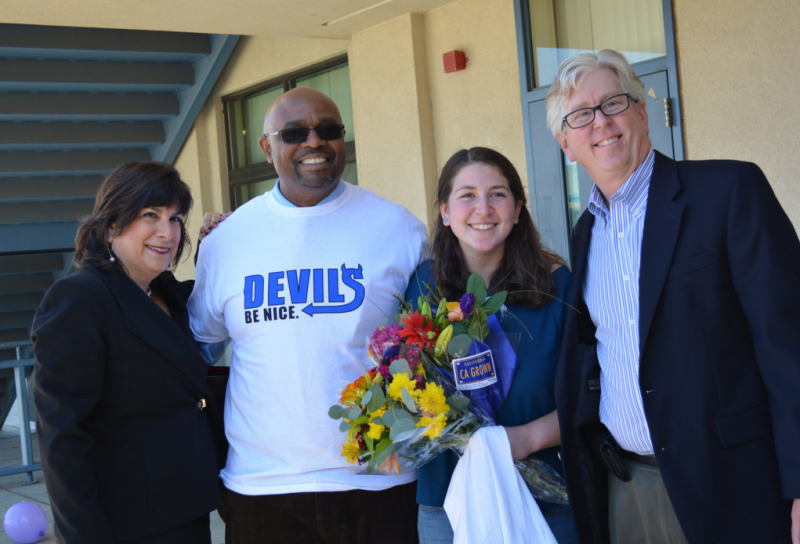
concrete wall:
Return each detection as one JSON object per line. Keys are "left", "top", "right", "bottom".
{"left": 673, "top": 0, "right": 800, "bottom": 226}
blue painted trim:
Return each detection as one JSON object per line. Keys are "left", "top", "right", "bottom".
{"left": 0, "top": 222, "right": 78, "bottom": 253}
{"left": 662, "top": 0, "right": 685, "bottom": 161}
{"left": 512, "top": 0, "right": 539, "bottom": 222}
{"left": 151, "top": 34, "right": 239, "bottom": 164}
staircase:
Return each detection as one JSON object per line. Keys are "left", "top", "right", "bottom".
{"left": 0, "top": 23, "right": 238, "bottom": 426}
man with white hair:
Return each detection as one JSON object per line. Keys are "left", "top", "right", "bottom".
{"left": 549, "top": 50, "right": 800, "bottom": 544}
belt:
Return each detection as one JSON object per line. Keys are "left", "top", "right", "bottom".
{"left": 620, "top": 449, "right": 658, "bottom": 467}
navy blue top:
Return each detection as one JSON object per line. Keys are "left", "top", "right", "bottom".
{"left": 406, "top": 262, "right": 572, "bottom": 513}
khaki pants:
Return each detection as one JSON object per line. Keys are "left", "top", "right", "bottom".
{"left": 608, "top": 458, "right": 689, "bottom": 544}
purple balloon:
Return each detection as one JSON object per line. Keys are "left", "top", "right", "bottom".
{"left": 3, "top": 501, "right": 47, "bottom": 544}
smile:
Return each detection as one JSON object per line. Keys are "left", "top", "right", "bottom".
{"left": 146, "top": 245, "right": 170, "bottom": 254}
{"left": 596, "top": 137, "right": 619, "bottom": 147}
{"left": 469, "top": 223, "right": 497, "bottom": 231}
{"left": 299, "top": 157, "right": 329, "bottom": 165}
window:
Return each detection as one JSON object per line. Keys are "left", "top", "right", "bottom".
{"left": 223, "top": 56, "right": 357, "bottom": 209}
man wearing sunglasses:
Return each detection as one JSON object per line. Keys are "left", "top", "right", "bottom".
{"left": 189, "top": 87, "right": 426, "bottom": 543}
{"left": 548, "top": 50, "right": 800, "bottom": 544}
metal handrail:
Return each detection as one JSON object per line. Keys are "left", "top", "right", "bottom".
{"left": 0, "top": 342, "right": 40, "bottom": 482}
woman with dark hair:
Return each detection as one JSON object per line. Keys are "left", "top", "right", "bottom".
{"left": 32, "top": 162, "right": 221, "bottom": 543}
{"left": 409, "top": 147, "right": 577, "bottom": 543}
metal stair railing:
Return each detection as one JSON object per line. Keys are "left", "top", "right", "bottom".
{"left": 0, "top": 340, "right": 40, "bottom": 483}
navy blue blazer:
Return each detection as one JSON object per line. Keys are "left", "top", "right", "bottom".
{"left": 556, "top": 152, "right": 800, "bottom": 544}
{"left": 32, "top": 266, "right": 220, "bottom": 543}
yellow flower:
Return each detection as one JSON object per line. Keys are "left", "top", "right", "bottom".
{"left": 446, "top": 301, "right": 460, "bottom": 311}
{"left": 414, "top": 362, "right": 427, "bottom": 379}
{"left": 417, "top": 413, "right": 448, "bottom": 439}
{"left": 341, "top": 440, "right": 361, "bottom": 464}
{"left": 418, "top": 382, "right": 450, "bottom": 416}
{"left": 387, "top": 373, "right": 418, "bottom": 401}
{"left": 366, "top": 422, "right": 385, "bottom": 440}
{"left": 368, "top": 406, "right": 387, "bottom": 420}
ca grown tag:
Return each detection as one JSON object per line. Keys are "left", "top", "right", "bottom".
{"left": 452, "top": 349, "right": 497, "bottom": 391}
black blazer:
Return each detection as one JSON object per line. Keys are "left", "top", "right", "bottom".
{"left": 556, "top": 152, "right": 800, "bottom": 544}
{"left": 32, "top": 266, "right": 221, "bottom": 543}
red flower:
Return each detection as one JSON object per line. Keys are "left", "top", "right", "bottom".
{"left": 398, "top": 311, "right": 439, "bottom": 350}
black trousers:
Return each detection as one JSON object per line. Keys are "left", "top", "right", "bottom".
{"left": 220, "top": 482, "right": 419, "bottom": 544}
{"left": 118, "top": 513, "right": 211, "bottom": 544}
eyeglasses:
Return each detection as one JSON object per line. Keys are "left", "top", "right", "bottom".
{"left": 562, "top": 94, "right": 634, "bottom": 130}
{"left": 264, "top": 123, "right": 345, "bottom": 144}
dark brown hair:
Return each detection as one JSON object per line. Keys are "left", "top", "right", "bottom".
{"left": 431, "top": 147, "right": 566, "bottom": 307}
{"left": 74, "top": 162, "right": 193, "bottom": 282}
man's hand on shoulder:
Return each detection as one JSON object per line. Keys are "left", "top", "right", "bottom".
{"left": 792, "top": 499, "right": 800, "bottom": 544}
{"left": 198, "top": 211, "right": 232, "bottom": 242}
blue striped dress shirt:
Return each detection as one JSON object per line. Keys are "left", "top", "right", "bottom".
{"left": 584, "top": 150, "right": 656, "bottom": 455}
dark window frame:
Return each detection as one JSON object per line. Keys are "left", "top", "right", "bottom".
{"left": 222, "top": 54, "right": 354, "bottom": 206}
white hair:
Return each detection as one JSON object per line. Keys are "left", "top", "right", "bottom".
{"left": 545, "top": 50, "right": 646, "bottom": 136}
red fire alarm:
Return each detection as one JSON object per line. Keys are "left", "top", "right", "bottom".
{"left": 443, "top": 50, "right": 468, "bottom": 73}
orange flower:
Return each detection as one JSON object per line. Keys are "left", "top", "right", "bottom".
{"left": 398, "top": 311, "right": 439, "bottom": 350}
{"left": 339, "top": 369, "right": 381, "bottom": 406}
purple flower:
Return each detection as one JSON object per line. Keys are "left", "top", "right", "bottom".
{"left": 378, "top": 364, "right": 392, "bottom": 381}
{"left": 369, "top": 322, "right": 403, "bottom": 359}
{"left": 460, "top": 293, "right": 475, "bottom": 318}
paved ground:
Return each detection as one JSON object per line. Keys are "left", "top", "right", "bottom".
{"left": 0, "top": 425, "right": 225, "bottom": 543}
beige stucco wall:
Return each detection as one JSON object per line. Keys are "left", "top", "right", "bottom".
{"left": 173, "top": 35, "right": 349, "bottom": 280}
{"left": 673, "top": 0, "right": 800, "bottom": 226}
{"left": 423, "top": 0, "right": 528, "bottom": 203}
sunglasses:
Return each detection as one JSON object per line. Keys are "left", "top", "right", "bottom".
{"left": 264, "top": 124, "right": 345, "bottom": 144}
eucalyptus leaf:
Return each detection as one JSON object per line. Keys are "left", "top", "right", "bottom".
{"left": 467, "top": 273, "right": 487, "bottom": 306}
{"left": 328, "top": 405, "right": 345, "bottom": 420}
{"left": 394, "top": 409, "right": 414, "bottom": 421}
{"left": 360, "top": 390, "right": 373, "bottom": 407}
{"left": 401, "top": 387, "right": 418, "bottom": 413}
{"left": 392, "top": 429, "right": 419, "bottom": 443}
{"left": 339, "top": 419, "right": 351, "bottom": 432}
{"left": 346, "top": 407, "right": 363, "bottom": 420}
{"left": 370, "top": 416, "right": 385, "bottom": 426}
{"left": 367, "top": 384, "right": 386, "bottom": 414}
{"left": 447, "top": 393, "right": 470, "bottom": 413}
{"left": 482, "top": 291, "right": 508, "bottom": 317}
{"left": 353, "top": 415, "right": 369, "bottom": 426}
{"left": 389, "top": 358, "right": 413, "bottom": 377}
{"left": 381, "top": 409, "right": 397, "bottom": 427}
{"left": 448, "top": 334, "right": 472, "bottom": 358}
{"left": 452, "top": 322, "right": 468, "bottom": 336}
{"left": 389, "top": 418, "right": 417, "bottom": 440}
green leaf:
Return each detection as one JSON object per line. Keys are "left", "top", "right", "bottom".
{"left": 381, "top": 409, "right": 397, "bottom": 427}
{"left": 328, "top": 405, "right": 345, "bottom": 420}
{"left": 346, "top": 407, "right": 363, "bottom": 420}
{"left": 370, "top": 416, "right": 385, "bottom": 426}
{"left": 389, "top": 418, "right": 417, "bottom": 441}
{"left": 389, "top": 358, "right": 413, "bottom": 377}
{"left": 339, "top": 419, "right": 351, "bottom": 432}
{"left": 482, "top": 291, "right": 508, "bottom": 317}
{"left": 401, "top": 387, "right": 418, "bottom": 413}
{"left": 448, "top": 334, "right": 472, "bottom": 358}
{"left": 452, "top": 322, "right": 468, "bottom": 336}
{"left": 360, "top": 390, "right": 373, "bottom": 407}
{"left": 365, "top": 435, "right": 374, "bottom": 452}
{"left": 447, "top": 393, "right": 470, "bottom": 413}
{"left": 394, "top": 409, "right": 414, "bottom": 421}
{"left": 467, "top": 273, "right": 487, "bottom": 305}
{"left": 468, "top": 319, "right": 481, "bottom": 340}
{"left": 353, "top": 415, "right": 369, "bottom": 426}
{"left": 366, "top": 384, "right": 386, "bottom": 414}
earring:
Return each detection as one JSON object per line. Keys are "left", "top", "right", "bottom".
{"left": 514, "top": 217, "right": 519, "bottom": 224}
{"left": 108, "top": 243, "right": 115, "bottom": 262}
{"left": 443, "top": 215, "right": 448, "bottom": 224}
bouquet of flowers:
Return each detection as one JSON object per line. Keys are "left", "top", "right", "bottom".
{"left": 328, "top": 273, "right": 569, "bottom": 504}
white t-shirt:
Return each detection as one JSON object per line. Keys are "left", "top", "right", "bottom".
{"left": 189, "top": 182, "right": 427, "bottom": 495}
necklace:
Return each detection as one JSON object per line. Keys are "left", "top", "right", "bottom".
{"left": 146, "top": 287, "right": 152, "bottom": 298}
